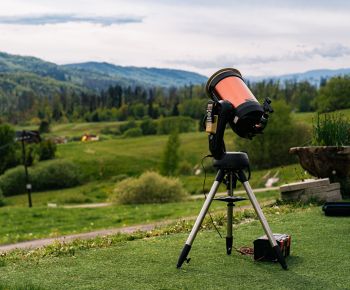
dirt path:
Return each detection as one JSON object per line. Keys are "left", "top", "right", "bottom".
{"left": 0, "top": 200, "right": 275, "bottom": 253}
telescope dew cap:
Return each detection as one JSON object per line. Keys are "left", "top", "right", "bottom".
{"left": 206, "top": 68, "right": 244, "bottom": 100}
{"left": 206, "top": 68, "right": 259, "bottom": 109}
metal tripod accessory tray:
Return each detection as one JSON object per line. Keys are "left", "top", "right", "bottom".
{"left": 214, "top": 196, "right": 247, "bottom": 203}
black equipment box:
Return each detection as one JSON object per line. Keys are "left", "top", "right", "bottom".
{"left": 254, "top": 234, "right": 291, "bottom": 261}
{"left": 322, "top": 202, "right": 350, "bottom": 216}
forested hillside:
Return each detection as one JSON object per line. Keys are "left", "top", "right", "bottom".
{"left": 1, "top": 51, "right": 350, "bottom": 124}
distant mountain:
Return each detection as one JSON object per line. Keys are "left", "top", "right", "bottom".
{"left": 248, "top": 68, "right": 350, "bottom": 86}
{"left": 0, "top": 51, "right": 207, "bottom": 90}
{"left": 63, "top": 62, "right": 207, "bottom": 89}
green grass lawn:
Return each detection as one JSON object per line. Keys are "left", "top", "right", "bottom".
{"left": 0, "top": 206, "right": 349, "bottom": 289}
{"left": 0, "top": 190, "right": 279, "bottom": 245}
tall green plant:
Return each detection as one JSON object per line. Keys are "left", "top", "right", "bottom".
{"left": 161, "top": 131, "right": 180, "bottom": 176}
{"left": 312, "top": 113, "right": 350, "bottom": 146}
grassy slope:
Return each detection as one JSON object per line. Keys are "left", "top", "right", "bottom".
{"left": 1, "top": 207, "right": 349, "bottom": 289}
{"left": 0, "top": 191, "right": 278, "bottom": 245}
{"left": 57, "top": 132, "right": 209, "bottom": 178}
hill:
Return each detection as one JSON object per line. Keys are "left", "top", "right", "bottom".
{"left": 63, "top": 62, "right": 207, "bottom": 89}
{"left": 248, "top": 68, "right": 350, "bottom": 86}
{"left": 0, "top": 51, "right": 207, "bottom": 90}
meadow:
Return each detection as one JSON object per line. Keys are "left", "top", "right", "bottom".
{"left": 0, "top": 111, "right": 317, "bottom": 244}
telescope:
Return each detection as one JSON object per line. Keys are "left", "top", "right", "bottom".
{"left": 176, "top": 68, "right": 288, "bottom": 270}
{"left": 205, "top": 68, "right": 273, "bottom": 159}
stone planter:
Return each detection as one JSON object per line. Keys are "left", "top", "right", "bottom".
{"left": 289, "top": 146, "right": 350, "bottom": 198}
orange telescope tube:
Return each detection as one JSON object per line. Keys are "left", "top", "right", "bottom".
{"left": 206, "top": 68, "right": 259, "bottom": 108}
{"left": 206, "top": 68, "right": 264, "bottom": 139}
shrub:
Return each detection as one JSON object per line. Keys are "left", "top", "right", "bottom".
{"left": 177, "top": 160, "right": 193, "bottom": 175}
{"left": 156, "top": 116, "right": 196, "bottom": 135}
{"left": 140, "top": 118, "right": 157, "bottom": 135}
{"left": 100, "top": 127, "right": 121, "bottom": 136}
{"left": 235, "top": 100, "right": 310, "bottom": 169}
{"left": 111, "top": 171, "right": 188, "bottom": 204}
{"left": 0, "top": 166, "right": 26, "bottom": 196}
{"left": 312, "top": 113, "right": 350, "bottom": 146}
{"left": 123, "top": 128, "right": 143, "bottom": 138}
{"left": 119, "top": 120, "right": 137, "bottom": 134}
{"left": 38, "top": 120, "right": 50, "bottom": 133}
{"left": 0, "top": 188, "right": 5, "bottom": 207}
{"left": 0, "top": 160, "right": 81, "bottom": 196}
{"left": 30, "top": 160, "right": 81, "bottom": 192}
{"left": 38, "top": 139, "right": 57, "bottom": 161}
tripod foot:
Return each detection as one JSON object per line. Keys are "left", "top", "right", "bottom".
{"left": 226, "top": 237, "right": 233, "bottom": 255}
{"left": 176, "top": 244, "right": 191, "bottom": 268}
{"left": 273, "top": 245, "right": 288, "bottom": 270}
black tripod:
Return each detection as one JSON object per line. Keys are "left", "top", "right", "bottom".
{"left": 176, "top": 152, "right": 288, "bottom": 270}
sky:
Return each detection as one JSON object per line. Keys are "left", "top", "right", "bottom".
{"left": 0, "top": 0, "right": 350, "bottom": 77}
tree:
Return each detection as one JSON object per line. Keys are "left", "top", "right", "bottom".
{"left": 39, "top": 119, "right": 51, "bottom": 133}
{"left": 160, "top": 131, "right": 180, "bottom": 176}
{"left": 292, "top": 81, "right": 317, "bottom": 112}
{"left": 315, "top": 76, "right": 350, "bottom": 112}
{"left": 0, "top": 124, "right": 18, "bottom": 174}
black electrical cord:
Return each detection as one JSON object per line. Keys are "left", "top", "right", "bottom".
{"left": 200, "top": 155, "right": 222, "bottom": 239}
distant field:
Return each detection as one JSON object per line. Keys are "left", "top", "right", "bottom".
{"left": 292, "top": 108, "right": 350, "bottom": 124}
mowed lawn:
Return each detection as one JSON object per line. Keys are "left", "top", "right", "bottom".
{"left": 0, "top": 207, "right": 349, "bottom": 289}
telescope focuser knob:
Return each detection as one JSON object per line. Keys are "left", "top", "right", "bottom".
{"left": 263, "top": 98, "right": 273, "bottom": 114}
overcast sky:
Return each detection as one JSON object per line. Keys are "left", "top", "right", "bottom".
{"left": 0, "top": 0, "right": 350, "bottom": 77}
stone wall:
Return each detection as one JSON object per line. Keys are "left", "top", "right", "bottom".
{"left": 280, "top": 178, "right": 342, "bottom": 202}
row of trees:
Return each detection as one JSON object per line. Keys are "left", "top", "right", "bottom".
{"left": 1, "top": 75, "right": 350, "bottom": 124}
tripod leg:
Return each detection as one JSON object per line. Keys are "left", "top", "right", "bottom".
{"left": 226, "top": 202, "right": 233, "bottom": 255}
{"left": 226, "top": 173, "right": 234, "bottom": 255}
{"left": 176, "top": 169, "right": 225, "bottom": 268}
{"left": 238, "top": 171, "right": 288, "bottom": 270}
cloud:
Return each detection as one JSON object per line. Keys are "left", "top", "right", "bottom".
{"left": 0, "top": 13, "right": 143, "bottom": 26}
{"left": 168, "top": 44, "right": 350, "bottom": 70}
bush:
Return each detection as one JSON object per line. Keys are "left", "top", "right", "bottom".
{"left": 235, "top": 100, "right": 310, "bottom": 169}
{"left": 312, "top": 113, "right": 350, "bottom": 146}
{"left": 177, "top": 160, "right": 193, "bottom": 175}
{"left": 0, "top": 160, "right": 81, "bottom": 196}
{"left": 123, "top": 128, "right": 143, "bottom": 138}
{"left": 156, "top": 116, "right": 196, "bottom": 135}
{"left": 31, "top": 160, "right": 81, "bottom": 192}
{"left": 111, "top": 171, "right": 188, "bottom": 204}
{"left": 38, "top": 139, "right": 57, "bottom": 160}
{"left": 0, "top": 166, "right": 26, "bottom": 196}
{"left": 0, "top": 188, "right": 5, "bottom": 207}
{"left": 140, "top": 118, "right": 157, "bottom": 135}
{"left": 100, "top": 127, "right": 121, "bottom": 136}
{"left": 119, "top": 120, "right": 137, "bottom": 134}
{"left": 38, "top": 120, "right": 50, "bottom": 133}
